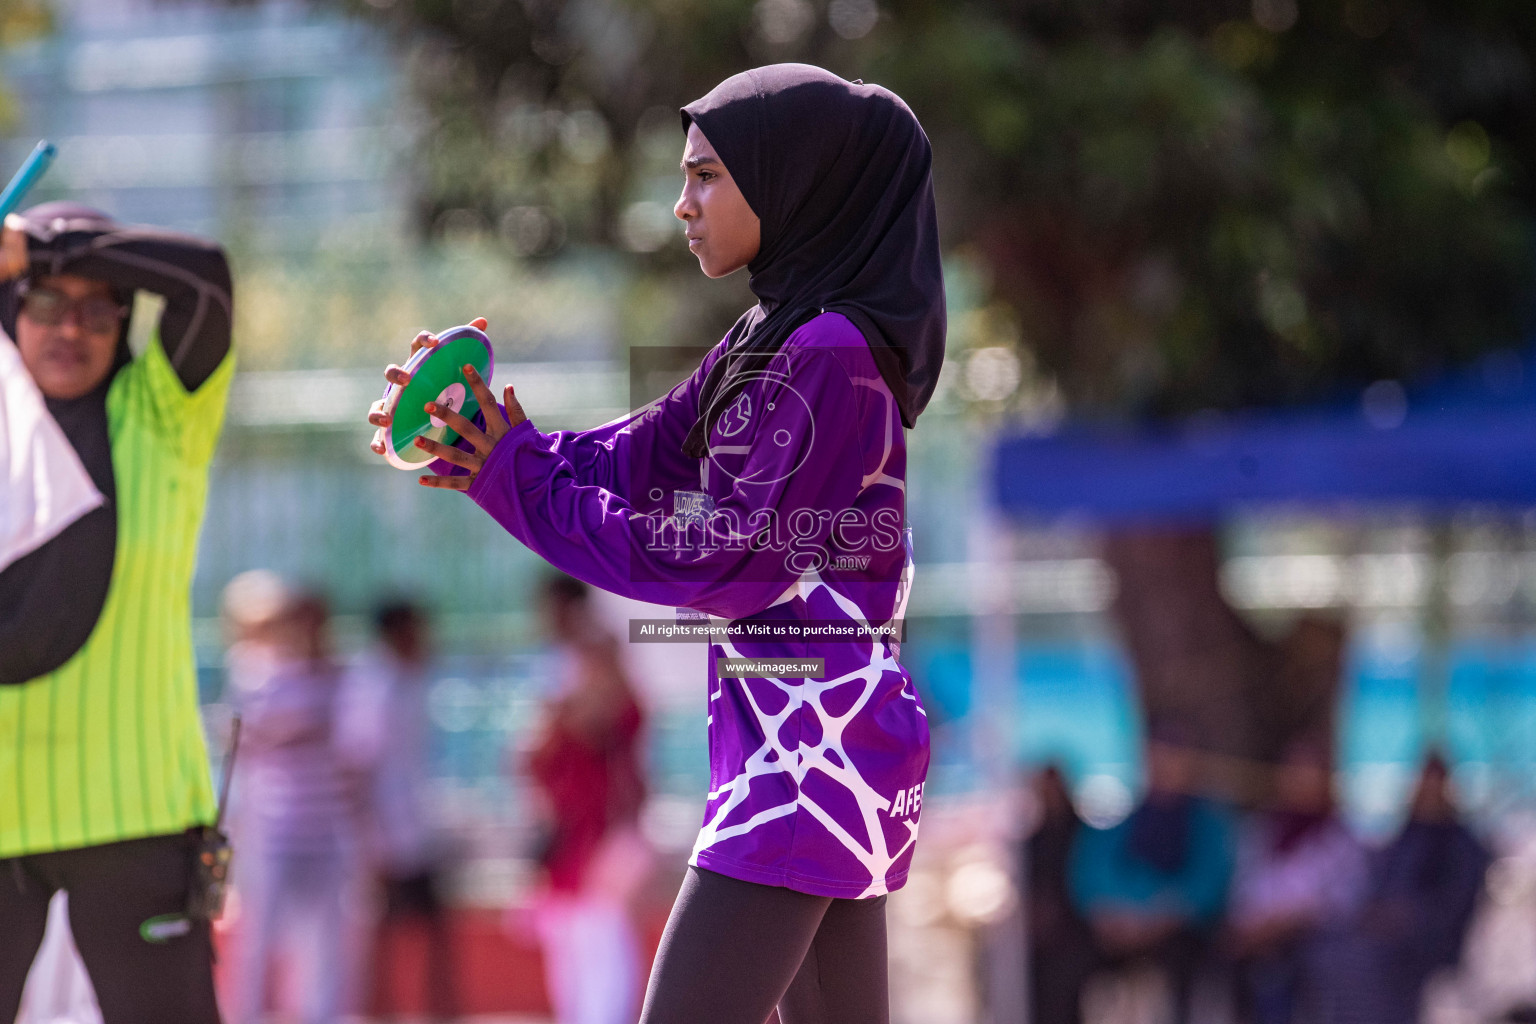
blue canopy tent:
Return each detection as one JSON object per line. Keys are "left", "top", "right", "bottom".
{"left": 993, "top": 350, "right": 1536, "bottom": 522}
{"left": 987, "top": 350, "right": 1536, "bottom": 818}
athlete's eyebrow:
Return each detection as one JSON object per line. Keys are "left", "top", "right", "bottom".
{"left": 682, "top": 154, "right": 721, "bottom": 171}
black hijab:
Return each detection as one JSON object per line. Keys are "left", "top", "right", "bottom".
{"left": 0, "top": 203, "right": 130, "bottom": 685}
{"left": 680, "top": 64, "right": 946, "bottom": 458}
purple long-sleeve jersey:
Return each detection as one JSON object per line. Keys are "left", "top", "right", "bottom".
{"left": 466, "top": 312, "right": 929, "bottom": 897}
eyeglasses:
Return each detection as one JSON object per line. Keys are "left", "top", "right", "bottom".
{"left": 19, "top": 286, "right": 128, "bottom": 334}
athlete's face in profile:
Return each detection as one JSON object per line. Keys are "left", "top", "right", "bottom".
{"left": 675, "top": 123, "right": 761, "bottom": 278}
{"left": 15, "top": 273, "right": 124, "bottom": 400}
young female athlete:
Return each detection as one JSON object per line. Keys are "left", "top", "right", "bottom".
{"left": 368, "top": 63, "right": 946, "bottom": 1024}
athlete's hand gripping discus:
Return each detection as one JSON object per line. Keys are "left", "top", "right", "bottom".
{"left": 375, "top": 323, "right": 496, "bottom": 470}
{"left": 0, "top": 140, "right": 57, "bottom": 221}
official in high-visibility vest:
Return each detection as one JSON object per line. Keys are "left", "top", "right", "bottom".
{"left": 0, "top": 202, "right": 233, "bottom": 1024}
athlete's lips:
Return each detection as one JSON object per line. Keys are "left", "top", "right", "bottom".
{"left": 686, "top": 234, "right": 704, "bottom": 249}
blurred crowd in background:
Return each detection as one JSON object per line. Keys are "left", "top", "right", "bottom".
{"left": 210, "top": 570, "right": 652, "bottom": 1024}
{"left": 14, "top": 0, "right": 1536, "bottom": 1020}
{"left": 1026, "top": 742, "right": 1490, "bottom": 1024}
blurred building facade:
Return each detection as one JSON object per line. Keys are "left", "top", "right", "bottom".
{"left": 2, "top": 0, "right": 406, "bottom": 249}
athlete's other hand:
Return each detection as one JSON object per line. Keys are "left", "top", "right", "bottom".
{"left": 0, "top": 216, "right": 28, "bottom": 282}
{"left": 413, "top": 365, "right": 528, "bottom": 491}
{"left": 367, "top": 316, "right": 488, "bottom": 454}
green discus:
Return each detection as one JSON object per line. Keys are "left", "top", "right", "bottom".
{"left": 379, "top": 325, "right": 495, "bottom": 470}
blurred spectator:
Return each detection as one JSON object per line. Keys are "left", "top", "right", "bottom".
{"left": 1228, "top": 737, "right": 1368, "bottom": 1024}
{"left": 1025, "top": 764, "right": 1097, "bottom": 1024}
{"left": 336, "top": 599, "right": 458, "bottom": 1022}
{"left": 1069, "top": 729, "right": 1235, "bottom": 1023}
{"left": 1307, "top": 753, "right": 1490, "bottom": 1024}
{"left": 522, "top": 574, "right": 649, "bottom": 1024}
{"left": 221, "top": 570, "right": 292, "bottom": 692}
{"left": 227, "top": 589, "right": 359, "bottom": 1024}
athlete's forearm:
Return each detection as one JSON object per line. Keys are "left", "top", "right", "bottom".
{"left": 544, "top": 348, "right": 718, "bottom": 499}
{"left": 467, "top": 352, "right": 866, "bottom": 618}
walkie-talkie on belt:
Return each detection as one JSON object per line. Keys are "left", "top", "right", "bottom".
{"left": 140, "top": 716, "right": 241, "bottom": 943}
{"left": 187, "top": 715, "right": 241, "bottom": 922}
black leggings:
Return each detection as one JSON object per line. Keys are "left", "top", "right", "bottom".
{"left": 0, "top": 833, "right": 221, "bottom": 1024}
{"left": 639, "top": 866, "right": 889, "bottom": 1024}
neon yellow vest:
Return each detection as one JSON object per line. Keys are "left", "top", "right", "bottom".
{"left": 0, "top": 334, "right": 233, "bottom": 857}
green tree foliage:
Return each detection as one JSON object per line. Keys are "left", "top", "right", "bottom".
{"left": 348, "top": 0, "right": 1536, "bottom": 412}
{"left": 0, "top": 0, "right": 53, "bottom": 132}
{"left": 343, "top": 0, "right": 772, "bottom": 253}
{"left": 879, "top": 0, "right": 1536, "bottom": 414}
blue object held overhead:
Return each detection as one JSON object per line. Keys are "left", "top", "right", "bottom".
{"left": 993, "top": 349, "right": 1536, "bottom": 524}
{"left": 0, "top": 141, "right": 56, "bottom": 221}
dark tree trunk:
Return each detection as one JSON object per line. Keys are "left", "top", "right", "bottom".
{"left": 1101, "top": 526, "right": 1344, "bottom": 797}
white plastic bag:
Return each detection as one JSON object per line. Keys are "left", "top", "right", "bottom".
{"left": 0, "top": 330, "right": 103, "bottom": 573}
